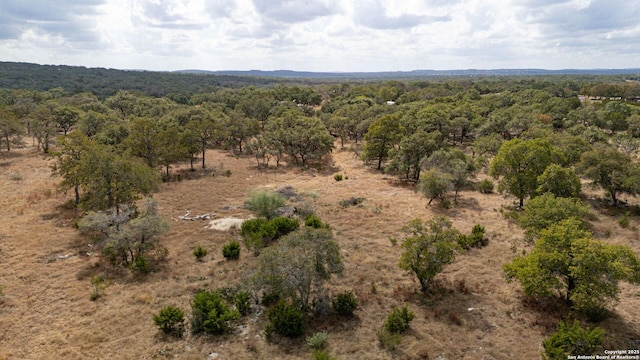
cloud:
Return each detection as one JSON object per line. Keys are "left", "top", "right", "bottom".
{"left": 251, "top": 0, "right": 339, "bottom": 23}
{"left": 133, "top": 0, "right": 206, "bottom": 30}
{"left": 206, "top": 0, "right": 238, "bottom": 19}
{"left": 353, "top": 0, "right": 449, "bottom": 30}
{"left": 0, "top": 0, "right": 104, "bottom": 43}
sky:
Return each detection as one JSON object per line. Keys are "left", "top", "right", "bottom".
{"left": 0, "top": 0, "right": 638, "bottom": 72}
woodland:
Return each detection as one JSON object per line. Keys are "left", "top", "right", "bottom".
{"left": 0, "top": 63, "right": 639, "bottom": 359}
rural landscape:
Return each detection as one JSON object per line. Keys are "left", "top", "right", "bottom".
{"left": 1, "top": 62, "right": 640, "bottom": 359}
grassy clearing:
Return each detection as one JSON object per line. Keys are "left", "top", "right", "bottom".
{"left": 0, "top": 142, "right": 638, "bottom": 359}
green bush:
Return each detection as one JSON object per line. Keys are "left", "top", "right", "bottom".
{"left": 477, "top": 179, "right": 494, "bottom": 194}
{"left": 332, "top": 291, "right": 358, "bottom": 316}
{"left": 304, "top": 214, "right": 326, "bottom": 229}
{"left": 241, "top": 217, "right": 299, "bottom": 254}
{"left": 234, "top": 291, "right": 251, "bottom": 316}
{"left": 191, "top": 290, "right": 240, "bottom": 335}
{"left": 270, "top": 217, "right": 300, "bottom": 238}
{"left": 266, "top": 300, "right": 305, "bottom": 338}
{"left": 542, "top": 320, "right": 604, "bottom": 360}
{"left": 618, "top": 212, "right": 630, "bottom": 229}
{"left": 222, "top": 241, "right": 241, "bottom": 260}
{"left": 384, "top": 305, "right": 415, "bottom": 334}
{"left": 376, "top": 327, "right": 402, "bottom": 351}
{"left": 131, "top": 255, "right": 151, "bottom": 274}
{"left": 457, "top": 224, "right": 487, "bottom": 249}
{"left": 333, "top": 174, "right": 343, "bottom": 181}
{"left": 245, "top": 190, "right": 286, "bottom": 219}
{"left": 153, "top": 305, "right": 185, "bottom": 337}
{"left": 306, "top": 331, "right": 328, "bottom": 350}
{"left": 193, "top": 245, "right": 207, "bottom": 261}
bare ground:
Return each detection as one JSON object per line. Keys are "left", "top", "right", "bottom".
{"left": 0, "top": 143, "right": 639, "bottom": 359}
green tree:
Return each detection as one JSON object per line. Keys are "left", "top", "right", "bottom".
{"left": 517, "top": 193, "right": 589, "bottom": 239}
{"left": 0, "top": 106, "right": 24, "bottom": 151}
{"left": 536, "top": 164, "right": 581, "bottom": 198}
{"left": 252, "top": 227, "right": 343, "bottom": 310}
{"left": 543, "top": 320, "right": 604, "bottom": 360}
{"left": 50, "top": 132, "right": 93, "bottom": 206}
{"left": 418, "top": 169, "right": 453, "bottom": 205}
{"left": 489, "top": 138, "right": 561, "bottom": 207}
{"left": 222, "top": 109, "right": 260, "bottom": 153}
{"left": 386, "top": 131, "right": 441, "bottom": 180}
{"left": 264, "top": 112, "right": 334, "bottom": 166}
{"left": 185, "top": 109, "right": 220, "bottom": 169}
{"left": 32, "top": 102, "right": 58, "bottom": 153}
{"left": 362, "top": 114, "right": 402, "bottom": 170}
{"left": 156, "top": 124, "right": 187, "bottom": 177}
{"left": 577, "top": 147, "right": 640, "bottom": 205}
{"left": 123, "top": 117, "right": 163, "bottom": 168}
{"left": 78, "top": 144, "right": 157, "bottom": 213}
{"left": 422, "top": 149, "right": 474, "bottom": 203}
{"left": 504, "top": 219, "right": 640, "bottom": 314}
{"left": 397, "top": 216, "right": 461, "bottom": 292}
{"left": 54, "top": 105, "right": 80, "bottom": 135}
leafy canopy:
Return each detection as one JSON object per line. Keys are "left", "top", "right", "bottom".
{"left": 397, "top": 216, "right": 461, "bottom": 292}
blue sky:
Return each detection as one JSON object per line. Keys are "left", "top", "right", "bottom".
{"left": 0, "top": 0, "right": 638, "bottom": 72}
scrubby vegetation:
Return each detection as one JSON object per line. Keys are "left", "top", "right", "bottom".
{"left": 3, "top": 70, "right": 640, "bottom": 359}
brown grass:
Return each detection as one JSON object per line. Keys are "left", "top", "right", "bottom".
{"left": 0, "top": 143, "right": 639, "bottom": 359}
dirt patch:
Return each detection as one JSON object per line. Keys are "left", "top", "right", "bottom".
{"left": 205, "top": 217, "right": 250, "bottom": 231}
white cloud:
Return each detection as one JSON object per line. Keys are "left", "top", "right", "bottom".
{"left": 0, "top": 0, "right": 638, "bottom": 71}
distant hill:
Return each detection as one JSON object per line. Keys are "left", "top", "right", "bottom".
{"left": 180, "top": 68, "right": 640, "bottom": 79}
{"left": 1, "top": 61, "right": 639, "bottom": 97}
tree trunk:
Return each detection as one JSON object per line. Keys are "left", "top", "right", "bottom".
{"left": 74, "top": 185, "right": 80, "bottom": 206}
{"left": 201, "top": 148, "right": 206, "bottom": 169}
{"left": 419, "top": 277, "right": 429, "bottom": 292}
{"left": 566, "top": 275, "right": 575, "bottom": 305}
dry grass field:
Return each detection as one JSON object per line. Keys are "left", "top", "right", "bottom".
{"left": 0, "top": 141, "right": 639, "bottom": 359}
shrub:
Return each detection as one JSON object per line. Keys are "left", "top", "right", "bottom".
{"left": 241, "top": 217, "right": 299, "bottom": 254}
{"left": 193, "top": 245, "right": 207, "bottom": 261}
{"left": 270, "top": 217, "right": 300, "bottom": 238}
{"left": 153, "top": 305, "right": 185, "bottom": 337}
{"left": 542, "top": 320, "right": 604, "bottom": 360}
{"left": 191, "top": 290, "right": 240, "bottom": 335}
{"left": 245, "top": 190, "right": 286, "bottom": 219}
{"left": 339, "top": 197, "right": 365, "bottom": 208}
{"left": 266, "top": 301, "right": 305, "bottom": 338}
{"left": 384, "top": 305, "right": 415, "bottom": 334}
{"left": 333, "top": 174, "right": 343, "bottom": 181}
{"left": 332, "top": 291, "right": 358, "bottom": 316}
{"left": 222, "top": 241, "right": 241, "bottom": 260}
{"left": 304, "top": 214, "right": 326, "bottom": 229}
{"left": 618, "top": 212, "right": 630, "bottom": 229}
{"left": 131, "top": 255, "right": 151, "bottom": 274}
{"left": 457, "top": 224, "right": 487, "bottom": 249}
{"left": 234, "top": 291, "right": 251, "bottom": 316}
{"left": 376, "top": 327, "right": 402, "bottom": 351}
{"left": 306, "top": 331, "right": 328, "bottom": 350}
{"left": 477, "top": 179, "right": 494, "bottom": 194}
{"left": 89, "top": 274, "right": 107, "bottom": 301}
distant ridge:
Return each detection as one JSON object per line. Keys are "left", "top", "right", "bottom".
{"left": 177, "top": 68, "right": 640, "bottom": 78}
{"left": 1, "top": 61, "right": 639, "bottom": 96}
